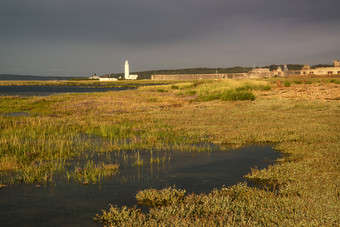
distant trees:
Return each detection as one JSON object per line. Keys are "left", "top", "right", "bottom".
{"left": 262, "top": 64, "right": 304, "bottom": 71}
{"left": 311, "top": 64, "right": 333, "bottom": 69}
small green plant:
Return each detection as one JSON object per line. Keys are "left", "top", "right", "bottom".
{"left": 284, "top": 81, "right": 291, "bottom": 87}
{"left": 294, "top": 80, "right": 302, "bottom": 84}
{"left": 147, "top": 97, "right": 158, "bottom": 102}
{"left": 136, "top": 186, "right": 187, "bottom": 207}
{"left": 220, "top": 90, "right": 255, "bottom": 101}
{"left": 71, "top": 161, "right": 119, "bottom": 183}
{"left": 94, "top": 205, "right": 143, "bottom": 226}
{"left": 132, "top": 151, "right": 144, "bottom": 166}
{"left": 259, "top": 85, "right": 271, "bottom": 91}
{"left": 186, "top": 90, "right": 197, "bottom": 96}
{"left": 328, "top": 79, "right": 340, "bottom": 84}
{"left": 171, "top": 85, "right": 179, "bottom": 90}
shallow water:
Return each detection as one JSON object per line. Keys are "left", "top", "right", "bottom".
{"left": 1, "top": 112, "right": 30, "bottom": 117}
{"left": 0, "top": 85, "right": 136, "bottom": 96}
{"left": 0, "top": 144, "right": 280, "bottom": 226}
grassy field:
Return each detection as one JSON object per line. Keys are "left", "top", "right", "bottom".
{"left": 0, "top": 78, "right": 339, "bottom": 225}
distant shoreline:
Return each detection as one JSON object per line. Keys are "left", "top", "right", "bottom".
{"left": 0, "top": 74, "right": 83, "bottom": 81}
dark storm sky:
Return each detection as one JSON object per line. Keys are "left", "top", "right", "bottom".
{"left": 1, "top": 0, "right": 340, "bottom": 76}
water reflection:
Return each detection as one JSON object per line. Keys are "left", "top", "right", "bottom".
{"left": 1, "top": 112, "right": 29, "bottom": 117}
{"left": 0, "top": 85, "right": 136, "bottom": 96}
{"left": 0, "top": 144, "right": 280, "bottom": 226}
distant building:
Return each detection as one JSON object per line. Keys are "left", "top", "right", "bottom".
{"left": 300, "top": 60, "right": 340, "bottom": 75}
{"left": 89, "top": 73, "right": 100, "bottom": 80}
{"left": 99, "top": 73, "right": 117, "bottom": 81}
{"left": 248, "top": 68, "right": 272, "bottom": 78}
{"left": 99, "top": 78, "right": 117, "bottom": 81}
{"left": 283, "top": 65, "right": 288, "bottom": 72}
{"left": 89, "top": 75, "right": 100, "bottom": 80}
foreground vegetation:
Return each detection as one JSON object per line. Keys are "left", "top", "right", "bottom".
{"left": 0, "top": 78, "right": 339, "bottom": 225}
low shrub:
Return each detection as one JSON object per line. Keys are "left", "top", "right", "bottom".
{"left": 294, "top": 80, "right": 303, "bottom": 84}
{"left": 259, "top": 85, "right": 271, "bottom": 91}
{"left": 284, "top": 81, "right": 291, "bottom": 87}
{"left": 236, "top": 84, "right": 270, "bottom": 91}
{"left": 136, "top": 187, "right": 187, "bottom": 207}
{"left": 186, "top": 90, "right": 197, "bottom": 96}
{"left": 220, "top": 90, "right": 255, "bottom": 101}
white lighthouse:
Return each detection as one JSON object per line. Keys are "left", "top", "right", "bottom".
{"left": 124, "top": 60, "right": 129, "bottom": 79}
{"left": 124, "top": 60, "right": 138, "bottom": 80}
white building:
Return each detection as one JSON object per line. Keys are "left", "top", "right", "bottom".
{"left": 124, "top": 60, "right": 138, "bottom": 80}
{"left": 99, "top": 78, "right": 117, "bottom": 81}
{"left": 300, "top": 60, "right": 340, "bottom": 75}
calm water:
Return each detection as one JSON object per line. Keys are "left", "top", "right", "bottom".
{"left": 0, "top": 145, "right": 280, "bottom": 226}
{"left": 0, "top": 85, "right": 136, "bottom": 96}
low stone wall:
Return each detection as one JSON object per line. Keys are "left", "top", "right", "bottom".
{"left": 151, "top": 73, "right": 250, "bottom": 80}
{"left": 151, "top": 74, "right": 225, "bottom": 80}
{"left": 151, "top": 71, "right": 300, "bottom": 80}
{"left": 284, "top": 70, "right": 300, "bottom": 77}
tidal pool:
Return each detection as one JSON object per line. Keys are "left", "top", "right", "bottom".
{"left": 1, "top": 112, "right": 30, "bottom": 117}
{"left": 0, "top": 144, "right": 280, "bottom": 226}
{"left": 0, "top": 85, "right": 136, "bottom": 96}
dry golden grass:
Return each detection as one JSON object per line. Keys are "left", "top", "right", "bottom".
{"left": 0, "top": 155, "right": 19, "bottom": 171}
{"left": 258, "top": 83, "right": 340, "bottom": 100}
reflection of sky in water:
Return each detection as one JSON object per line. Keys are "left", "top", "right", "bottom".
{"left": 0, "top": 145, "right": 280, "bottom": 226}
{"left": 0, "top": 85, "right": 136, "bottom": 96}
{"left": 1, "top": 112, "right": 29, "bottom": 117}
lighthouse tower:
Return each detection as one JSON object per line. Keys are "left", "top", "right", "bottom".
{"left": 124, "top": 60, "right": 129, "bottom": 79}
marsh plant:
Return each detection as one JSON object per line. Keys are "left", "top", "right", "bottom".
{"left": 1, "top": 78, "right": 339, "bottom": 225}
{"left": 95, "top": 183, "right": 320, "bottom": 226}
{"left": 68, "top": 161, "right": 119, "bottom": 183}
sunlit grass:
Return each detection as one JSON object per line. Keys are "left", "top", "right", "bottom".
{"left": 0, "top": 78, "right": 339, "bottom": 225}
{"left": 68, "top": 161, "right": 119, "bottom": 184}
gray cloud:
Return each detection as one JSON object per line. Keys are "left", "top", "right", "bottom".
{"left": 0, "top": 0, "right": 339, "bottom": 76}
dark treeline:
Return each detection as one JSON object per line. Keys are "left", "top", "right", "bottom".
{"left": 263, "top": 64, "right": 336, "bottom": 71}
{"left": 262, "top": 64, "right": 304, "bottom": 71}
{"left": 311, "top": 64, "right": 333, "bottom": 69}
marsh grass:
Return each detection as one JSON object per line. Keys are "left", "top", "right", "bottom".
{"left": 136, "top": 186, "right": 187, "bottom": 207}
{"left": 284, "top": 81, "right": 291, "bottom": 87}
{"left": 96, "top": 183, "right": 321, "bottom": 226}
{"left": 132, "top": 151, "right": 144, "bottom": 166}
{"left": 1, "top": 79, "right": 339, "bottom": 225}
{"left": 176, "top": 80, "right": 267, "bottom": 101}
{"left": 69, "top": 161, "right": 119, "bottom": 183}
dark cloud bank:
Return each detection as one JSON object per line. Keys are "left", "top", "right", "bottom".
{"left": 1, "top": 0, "right": 339, "bottom": 76}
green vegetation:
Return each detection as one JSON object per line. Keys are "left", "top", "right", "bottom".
{"left": 284, "top": 80, "right": 291, "bottom": 87}
{"left": 136, "top": 187, "right": 187, "bottom": 207}
{"left": 263, "top": 64, "right": 304, "bottom": 71}
{"left": 96, "top": 183, "right": 324, "bottom": 226}
{"left": 69, "top": 161, "right": 119, "bottom": 183}
{"left": 0, "top": 78, "right": 339, "bottom": 225}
